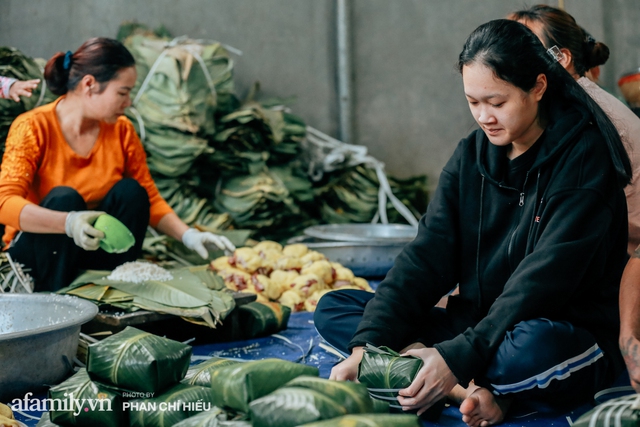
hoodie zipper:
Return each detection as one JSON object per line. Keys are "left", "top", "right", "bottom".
{"left": 507, "top": 171, "right": 531, "bottom": 266}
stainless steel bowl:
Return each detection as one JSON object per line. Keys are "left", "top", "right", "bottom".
{"left": 0, "top": 294, "right": 98, "bottom": 401}
{"left": 303, "top": 223, "right": 417, "bottom": 243}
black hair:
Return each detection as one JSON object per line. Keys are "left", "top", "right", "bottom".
{"left": 44, "top": 37, "right": 135, "bottom": 96}
{"left": 458, "top": 19, "right": 631, "bottom": 188}
{"left": 508, "top": 4, "right": 609, "bottom": 76}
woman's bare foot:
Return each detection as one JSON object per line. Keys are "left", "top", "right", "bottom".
{"left": 459, "top": 387, "right": 511, "bottom": 427}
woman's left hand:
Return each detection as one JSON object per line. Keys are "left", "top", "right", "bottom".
{"left": 182, "top": 228, "right": 235, "bottom": 258}
{"left": 397, "top": 347, "right": 458, "bottom": 416}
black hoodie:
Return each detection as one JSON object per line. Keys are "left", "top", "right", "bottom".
{"left": 349, "top": 101, "right": 627, "bottom": 386}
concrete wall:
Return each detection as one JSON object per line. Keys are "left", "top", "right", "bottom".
{"left": 1, "top": 0, "right": 637, "bottom": 192}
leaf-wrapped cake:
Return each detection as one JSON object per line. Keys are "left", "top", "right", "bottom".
{"left": 47, "top": 369, "right": 126, "bottom": 427}
{"left": 209, "top": 358, "right": 318, "bottom": 412}
{"left": 87, "top": 326, "right": 191, "bottom": 393}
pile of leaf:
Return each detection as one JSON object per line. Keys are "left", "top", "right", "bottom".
{"left": 57, "top": 265, "right": 235, "bottom": 328}
{"left": 0, "top": 47, "right": 56, "bottom": 155}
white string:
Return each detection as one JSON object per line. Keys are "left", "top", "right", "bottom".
{"left": 304, "top": 126, "right": 419, "bottom": 227}
{"left": 127, "top": 106, "right": 146, "bottom": 142}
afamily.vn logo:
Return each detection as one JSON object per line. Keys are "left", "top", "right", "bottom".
{"left": 10, "top": 392, "right": 113, "bottom": 416}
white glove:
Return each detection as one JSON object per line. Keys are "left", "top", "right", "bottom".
{"left": 65, "top": 211, "right": 105, "bottom": 251}
{"left": 182, "top": 228, "right": 235, "bottom": 259}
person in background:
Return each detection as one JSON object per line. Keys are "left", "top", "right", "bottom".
{"left": 619, "top": 248, "right": 640, "bottom": 393}
{"left": 0, "top": 37, "right": 234, "bottom": 292}
{"left": 315, "top": 19, "right": 631, "bottom": 427}
{"left": 0, "top": 76, "right": 40, "bottom": 102}
{"left": 509, "top": 4, "right": 640, "bottom": 255}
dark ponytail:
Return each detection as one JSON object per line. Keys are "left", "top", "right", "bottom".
{"left": 458, "top": 19, "right": 631, "bottom": 188}
{"left": 508, "top": 5, "right": 610, "bottom": 76}
{"left": 44, "top": 37, "right": 135, "bottom": 96}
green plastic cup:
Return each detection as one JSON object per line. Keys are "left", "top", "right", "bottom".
{"left": 93, "top": 214, "right": 135, "bottom": 254}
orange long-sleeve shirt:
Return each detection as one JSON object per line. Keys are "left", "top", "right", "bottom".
{"left": 0, "top": 97, "right": 174, "bottom": 246}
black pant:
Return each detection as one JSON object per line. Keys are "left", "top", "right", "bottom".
{"left": 9, "top": 178, "right": 150, "bottom": 292}
{"left": 314, "top": 289, "right": 615, "bottom": 407}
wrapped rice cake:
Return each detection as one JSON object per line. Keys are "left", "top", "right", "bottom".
{"left": 87, "top": 326, "right": 191, "bottom": 393}
{"left": 182, "top": 357, "right": 241, "bottom": 387}
{"left": 48, "top": 369, "right": 126, "bottom": 427}
{"left": 210, "top": 358, "right": 319, "bottom": 412}
{"left": 128, "top": 383, "right": 214, "bottom": 427}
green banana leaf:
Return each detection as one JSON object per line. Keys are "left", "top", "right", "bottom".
{"left": 236, "top": 301, "right": 291, "bottom": 339}
{"left": 35, "top": 412, "right": 62, "bottom": 427}
{"left": 356, "top": 344, "right": 423, "bottom": 400}
{"left": 129, "top": 383, "right": 215, "bottom": 427}
{"left": 573, "top": 394, "right": 640, "bottom": 427}
{"left": 86, "top": 326, "right": 192, "bottom": 393}
{"left": 210, "top": 358, "right": 319, "bottom": 412}
{"left": 249, "top": 387, "right": 347, "bottom": 427}
{"left": 48, "top": 369, "right": 126, "bottom": 427}
{"left": 283, "top": 376, "right": 375, "bottom": 414}
{"left": 182, "top": 357, "right": 241, "bottom": 387}
{"left": 64, "top": 267, "right": 235, "bottom": 326}
{"left": 172, "top": 407, "right": 252, "bottom": 427}
{"left": 298, "top": 414, "right": 421, "bottom": 427}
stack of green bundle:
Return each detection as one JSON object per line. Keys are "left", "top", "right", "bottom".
{"left": 47, "top": 369, "right": 126, "bottom": 427}
{"left": 213, "top": 168, "right": 316, "bottom": 241}
{"left": 210, "top": 358, "right": 319, "bottom": 413}
{"left": 209, "top": 102, "right": 305, "bottom": 175}
{"left": 248, "top": 376, "right": 385, "bottom": 427}
{"left": 0, "top": 47, "right": 56, "bottom": 155}
{"left": 172, "top": 407, "right": 252, "bottom": 427}
{"left": 315, "top": 165, "right": 427, "bottom": 224}
{"left": 87, "top": 326, "right": 192, "bottom": 392}
{"left": 123, "top": 32, "right": 235, "bottom": 178}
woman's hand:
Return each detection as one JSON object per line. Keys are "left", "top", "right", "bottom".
{"left": 182, "top": 228, "right": 235, "bottom": 258}
{"left": 65, "top": 210, "right": 105, "bottom": 250}
{"left": 329, "top": 346, "right": 364, "bottom": 381}
{"left": 397, "top": 347, "right": 458, "bottom": 416}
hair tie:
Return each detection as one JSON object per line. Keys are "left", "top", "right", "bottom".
{"left": 63, "top": 51, "right": 73, "bottom": 70}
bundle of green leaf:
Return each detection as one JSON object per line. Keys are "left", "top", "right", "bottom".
{"left": 60, "top": 264, "right": 235, "bottom": 328}
{"left": 0, "top": 46, "right": 56, "bottom": 154}
{"left": 298, "top": 414, "right": 421, "bottom": 427}
{"left": 122, "top": 32, "right": 235, "bottom": 177}
{"left": 572, "top": 394, "right": 640, "bottom": 427}
{"left": 356, "top": 344, "right": 423, "bottom": 407}
{"left": 173, "top": 407, "right": 251, "bottom": 427}
{"left": 209, "top": 101, "right": 305, "bottom": 175}
{"left": 47, "top": 369, "right": 126, "bottom": 427}
{"left": 36, "top": 413, "right": 61, "bottom": 427}
{"left": 182, "top": 357, "right": 240, "bottom": 387}
{"left": 213, "top": 168, "right": 317, "bottom": 241}
{"left": 86, "top": 326, "right": 191, "bottom": 393}
{"left": 128, "top": 383, "right": 215, "bottom": 427}
{"left": 235, "top": 300, "right": 291, "bottom": 339}
{"left": 249, "top": 375, "right": 384, "bottom": 427}
{"left": 210, "top": 358, "right": 319, "bottom": 413}
{"left": 314, "top": 165, "right": 427, "bottom": 224}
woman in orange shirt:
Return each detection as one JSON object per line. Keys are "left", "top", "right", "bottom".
{"left": 0, "top": 37, "right": 234, "bottom": 292}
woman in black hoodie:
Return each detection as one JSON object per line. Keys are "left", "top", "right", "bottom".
{"left": 314, "top": 19, "right": 632, "bottom": 426}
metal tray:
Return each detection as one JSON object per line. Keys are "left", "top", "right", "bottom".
{"left": 288, "top": 235, "right": 406, "bottom": 277}
{"left": 303, "top": 223, "right": 417, "bottom": 243}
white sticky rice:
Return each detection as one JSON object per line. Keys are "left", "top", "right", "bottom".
{"left": 106, "top": 261, "right": 173, "bottom": 283}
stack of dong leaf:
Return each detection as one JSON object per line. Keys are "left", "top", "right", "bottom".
{"left": 0, "top": 47, "right": 56, "bottom": 156}
{"left": 118, "top": 24, "right": 315, "bottom": 241}
{"left": 37, "top": 327, "right": 212, "bottom": 427}
{"left": 176, "top": 356, "right": 421, "bottom": 426}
